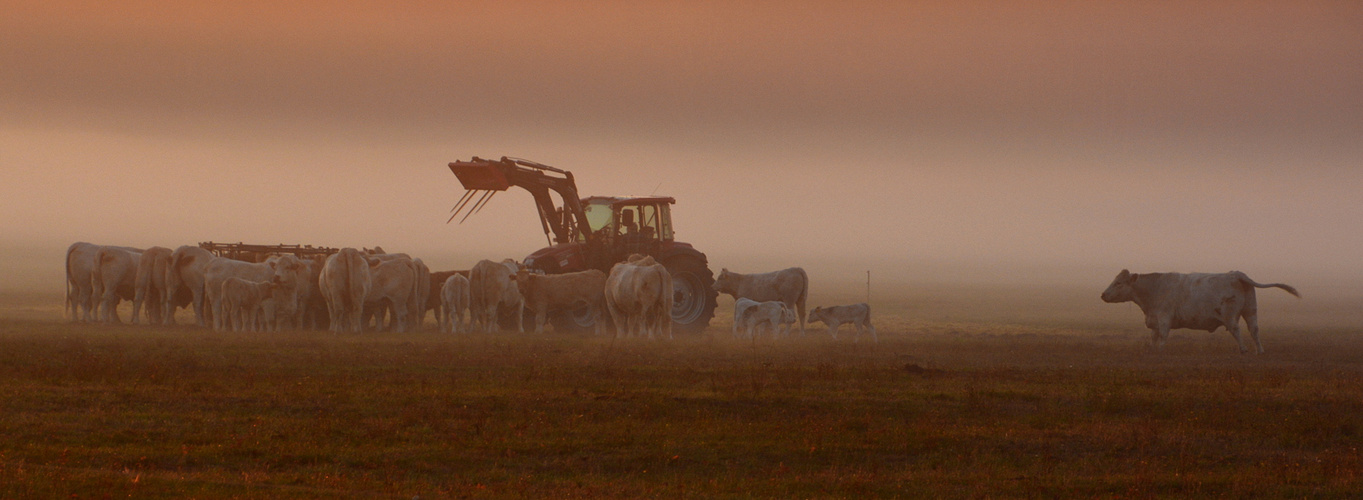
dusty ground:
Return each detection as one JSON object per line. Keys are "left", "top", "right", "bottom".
{"left": 1, "top": 287, "right": 1359, "bottom": 498}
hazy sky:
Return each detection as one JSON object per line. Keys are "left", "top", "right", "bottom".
{"left": 3, "top": 1, "right": 1361, "bottom": 293}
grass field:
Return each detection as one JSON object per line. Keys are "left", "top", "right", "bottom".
{"left": 1, "top": 288, "right": 1361, "bottom": 498}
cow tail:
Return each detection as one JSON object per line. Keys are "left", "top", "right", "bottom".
{"left": 1244, "top": 277, "right": 1301, "bottom": 298}
{"left": 64, "top": 244, "right": 75, "bottom": 320}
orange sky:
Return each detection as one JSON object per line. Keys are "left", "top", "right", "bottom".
{"left": 3, "top": 1, "right": 1361, "bottom": 294}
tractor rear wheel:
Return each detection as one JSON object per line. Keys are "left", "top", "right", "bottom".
{"left": 549, "top": 302, "right": 599, "bottom": 334}
{"left": 663, "top": 255, "right": 716, "bottom": 333}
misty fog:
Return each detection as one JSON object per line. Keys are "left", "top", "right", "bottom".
{"left": 3, "top": 1, "right": 1360, "bottom": 304}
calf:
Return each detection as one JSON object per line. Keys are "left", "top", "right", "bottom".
{"left": 807, "top": 303, "right": 876, "bottom": 342}
{"left": 737, "top": 300, "right": 797, "bottom": 339}
{"left": 221, "top": 277, "right": 280, "bottom": 333}
{"left": 440, "top": 274, "right": 470, "bottom": 334}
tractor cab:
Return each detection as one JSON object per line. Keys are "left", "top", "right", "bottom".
{"left": 580, "top": 196, "right": 675, "bottom": 263}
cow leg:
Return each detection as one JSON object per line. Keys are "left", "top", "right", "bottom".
{"left": 1226, "top": 320, "right": 1248, "bottom": 354}
{"left": 1245, "top": 313, "right": 1264, "bottom": 354}
{"left": 101, "top": 290, "right": 122, "bottom": 324}
{"left": 391, "top": 303, "right": 408, "bottom": 333}
{"left": 534, "top": 305, "right": 547, "bottom": 335}
{"left": 191, "top": 287, "right": 205, "bottom": 327}
{"left": 131, "top": 289, "right": 145, "bottom": 325}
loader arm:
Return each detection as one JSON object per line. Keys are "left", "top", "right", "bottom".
{"left": 448, "top": 157, "right": 591, "bottom": 246}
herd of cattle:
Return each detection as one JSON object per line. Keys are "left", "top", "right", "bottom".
{"left": 62, "top": 241, "right": 1304, "bottom": 352}
{"left": 61, "top": 242, "right": 877, "bottom": 341}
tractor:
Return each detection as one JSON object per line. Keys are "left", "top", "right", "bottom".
{"left": 447, "top": 156, "right": 718, "bottom": 332}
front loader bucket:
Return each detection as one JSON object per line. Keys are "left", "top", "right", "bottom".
{"left": 449, "top": 161, "right": 512, "bottom": 191}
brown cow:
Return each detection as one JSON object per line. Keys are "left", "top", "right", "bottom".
{"left": 1101, "top": 269, "right": 1299, "bottom": 354}
{"left": 713, "top": 267, "right": 809, "bottom": 335}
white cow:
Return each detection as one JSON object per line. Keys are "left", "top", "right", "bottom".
{"left": 469, "top": 259, "right": 524, "bottom": 333}
{"left": 92, "top": 246, "right": 143, "bottom": 324}
{"left": 605, "top": 255, "right": 673, "bottom": 339}
{"left": 440, "top": 274, "right": 471, "bottom": 334}
{"left": 1101, "top": 269, "right": 1300, "bottom": 354}
{"left": 363, "top": 258, "right": 420, "bottom": 333}
{"left": 204, "top": 254, "right": 304, "bottom": 331}
{"left": 320, "top": 248, "right": 377, "bottom": 333}
{"left": 65, "top": 242, "right": 102, "bottom": 322}
{"left": 165, "top": 245, "right": 217, "bottom": 327}
{"left": 713, "top": 267, "right": 809, "bottom": 334}
{"left": 807, "top": 303, "right": 877, "bottom": 342}
{"left": 132, "top": 246, "right": 173, "bottom": 325}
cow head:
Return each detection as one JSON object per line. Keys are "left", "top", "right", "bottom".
{"left": 807, "top": 306, "right": 825, "bottom": 323}
{"left": 267, "top": 255, "right": 305, "bottom": 287}
{"left": 713, "top": 268, "right": 736, "bottom": 294}
{"left": 1100, "top": 269, "right": 1137, "bottom": 303}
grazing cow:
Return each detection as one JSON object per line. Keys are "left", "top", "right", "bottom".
{"left": 737, "top": 299, "right": 797, "bottom": 339}
{"left": 204, "top": 254, "right": 304, "bottom": 331}
{"left": 469, "top": 259, "right": 524, "bottom": 333}
{"left": 320, "top": 248, "right": 378, "bottom": 333}
{"left": 220, "top": 277, "right": 280, "bottom": 332}
{"left": 605, "top": 255, "right": 673, "bottom": 339}
{"left": 65, "top": 242, "right": 103, "bottom": 322}
{"left": 92, "top": 246, "right": 143, "bottom": 324}
{"left": 165, "top": 245, "right": 217, "bottom": 327}
{"left": 363, "top": 258, "right": 420, "bottom": 333}
{"left": 440, "top": 274, "right": 470, "bottom": 334}
{"left": 132, "top": 246, "right": 174, "bottom": 325}
{"left": 713, "top": 267, "right": 809, "bottom": 334}
{"left": 807, "top": 304, "right": 877, "bottom": 342}
{"left": 515, "top": 268, "right": 608, "bottom": 334}
{"left": 1100, "top": 269, "right": 1300, "bottom": 354}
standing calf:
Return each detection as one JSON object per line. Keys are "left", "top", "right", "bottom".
{"left": 737, "top": 300, "right": 797, "bottom": 339}
{"left": 221, "top": 277, "right": 281, "bottom": 332}
{"left": 807, "top": 304, "right": 877, "bottom": 342}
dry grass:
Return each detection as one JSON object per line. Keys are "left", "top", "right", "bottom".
{"left": 1, "top": 288, "right": 1361, "bottom": 498}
